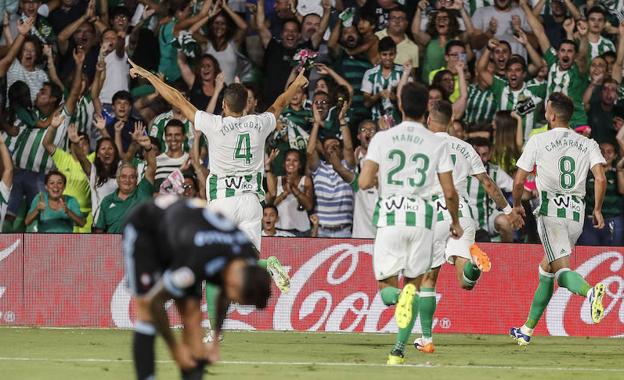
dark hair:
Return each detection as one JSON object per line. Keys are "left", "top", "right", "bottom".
{"left": 112, "top": 90, "right": 133, "bottom": 104}
{"left": 389, "top": 4, "right": 407, "bottom": 17}
{"left": 168, "top": 0, "right": 191, "bottom": 16}
{"left": 45, "top": 170, "right": 67, "bottom": 185}
{"left": 445, "top": 40, "right": 465, "bottom": 55}
{"left": 492, "top": 110, "right": 521, "bottom": 172}
{"left": 223, "top": 83, "right": 248, "bottom": 113}
{"left": 358, "top": 12, "right": 377, "bottom": 26}
{"left": 94, "top": 137, "right": 121, "bottom": 187}
{"left": 283, "top": 148, "right": 304, "bottom": 175}
{"left": 497, "top": 39, "right": 512, "bottom": 52}
{"left": 77, "top": 132, "right": 90, "bottom": 146}
{"left": 467, "top": 137, "right": 492, "bottom": 148}
{"left": 401, "top": 83, "right": 429, "bottom": 119}
{"left": 19, "top": 35, "right": 42, "bottom": 65}
{"left": 110, "top": 6, "right": 131, "bottom": 19}
{"left": 43, "top": 82, "right": 63, "bottom": 107}
{"left": 428, "top": 84, "right": 450, "bottom": 101}
{"left": 195, "top": 54, "right": 222, "bottom": 83}
{"left": 182, "top": 170, "right": 199, "bottom": 191}
{"left": 601, "top": 51, "right": 616, "bottom": 61}
{"left": 548, "top": 92, "right": 574, "bottom": 123}
{"left": 559, "top": 39, "right": 578, "bottom": 52}
{"left": 426, "top": 9, "right": 461, "bottom": 39}
{"left": 263, "top": 204, "right": 278, "bottom": 215}
{"left": 430, "top": 99, "right": 453, "bottom": 125}
{"left": 164, "top": 119, "right": 185, "bottom": 133}
{"left": 431, "top": 69, "right": 454, "bottom": 98}
{"left": 208, "top": 11, "right": 236, "bottom": 44}
{"left": 241, "top": 264, "right": 271, "bottom": 309}
{"left": 506, "top": 55, "right": 527, "bottom": 72}
{"left": 587, "top": 6, "right": 606, "bottom": 18}
{"left": 149, "top": 136, "right": 162, "bottom": 152}
{"left": 378, "top": 36, "right": 397, "bottom": 53}
{"left": 282, "top": 18, "right": 301, "bottom": 32}
{"left": 7, "top": 81, "right": 32, "bottom": 124}
{"left": 603, "top": 77, "right": 619, "bottom": 87}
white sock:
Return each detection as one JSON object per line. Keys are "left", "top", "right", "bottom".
{"left": 520, "top": 325, "right": 534, "bottom": 336}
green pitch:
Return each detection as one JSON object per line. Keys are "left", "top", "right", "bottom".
{"left": 0, "top": 328, "right": 622, "bottom": 380}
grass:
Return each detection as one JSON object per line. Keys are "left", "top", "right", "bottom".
{"left": 0, "top": 328, "right": 623, "bottom": 379}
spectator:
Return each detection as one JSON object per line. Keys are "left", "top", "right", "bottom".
{"left": 490, "top": 110, "right": 523, "bottom": 175}
{"left": 328, "top": 17, "right": 373, "bottom": 129}
{"left": 24, "top": 170, "right": 85, "bottom": 232}
{"left": 586, "top": 6, "right": 615, "bottom": 60}
{"left": 6, "top": 34, "right": 49, "bottom": 104}
{"left": 154, "top": 120, "right": 189, "bottom": 191}
{"left": 0, "top": 16, "right": 34, "bottom": 80}
{"left": 375, "top": 5, "right": 419, "bottom": 69}
{"left": 412, "top": 1, "right": 474, "bottom": 82}
{"left": 266, "top": 149, "right": 314, "bottom": 236}
{"left": 470, "top": 0, "right": 534, "bottom": 58}
{"left": 520, "top": 0, "right": 589, "bottom": 127}
{"left": 42, "top": 114, "right": 92, "bottom": 233}
{"left": 262, "top": 204, "right": 296, "bottom": 237}
{"left": 0, "top": 134, "right": 13, "bottom": 231}
{"left": 586, "top": 78, "right": 620, "bottom": 145}
{"left": 94, "top": 136, "right": 155, "bottom": 233}
{"left": 148, "top": 85, "right": 197, "bottom": 153}
{"left": 360, "top": 0, "right": 398, "bottom": 31}
{"left": 467, "top": 137, "right": 514, "bottom": 242}
{"left": 178, "top": 53, "right": 223, "bottom": 112}
{"left": 48, "top": 0, "right": 89, "bottom": 35}
{"left": 57, "top": 10, "right": 101, "bottom": 84}
{"left": 348, "top": 11, "right": 379, "bottom": 65}
{"left": 477, "top": 38, "right": 544, "bottom": 141}
{"left": 98, "top": 28, "right": 130, "bottom": 109}
{"left": 531, "top": 0, "right": 581, "bottom": 50}
{"left": 299, "top": 0, "right": 331, "bottom": 52}
{"left": 362, "top": 36, "right": 402, "bottom": 123}
{"left": 307, "top": 99, "right": 355, "bottom": 238}
{"left": 104, "top": 90, "right": 141, "bottom": 151}
{"left": 189, "top": 0, "right": 249, "bottom": 84}
{"left": 427, "top": 40, "right": 465, "bottom": 102}
{"left": 579, "top": 142, "right": 624, "bottom": 246}
{"left": 352, "top": 119, "right": 378, "bottom": 239}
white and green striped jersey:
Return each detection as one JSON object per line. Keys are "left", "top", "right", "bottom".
{"left": 149, "top": 111, "right": 195, "bottom": 152}
{"left": 465, "top": 84, "right": 497, "bottom": 125}
{"left": 466, "top": 163, "right": 513, "bottom": 230}
{"left": 517, "top": 128, "right": 605, "bottom": 221}
{"left": 12, "top": 108, "right": 70, "bottom": 173}
{"left": 491, "top": 77, "right": 544, "bottom": 141}
{"left": 589, "top": 36, "right": 615, "bottom": 60}
{"left": 430, "top": 132, "right": 486, "bottom": 222}
{"left": 360, "top": 63, "right": 404, "bottom": 121}
{"left": 194, "top": 111, "right": 276, "bottom": 201}
{"left": 365, "top": 121, "right": 454, "bottom": 228}
{"left": 74, "top": 94, "right": 94, "bottom": 136}
{"left": 0, "top": 179, "right": 10, "bottom": 230}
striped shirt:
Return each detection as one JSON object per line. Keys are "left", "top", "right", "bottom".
{"left": 12, "top": 108, "right": 70, "bottom": 173}
{"left": 0, "top": 180, "right": 10, "bottom": 230}
{"left": 72, "top": 94, "right": 95, "bottom": 143}
{"left": 467, "top": 0, "right": 493, "bottom": 15}
{"left": 544, "top": 48, "right": 588, "bottom": 127}
{"left": 312, "top": 160, "right": 354, "bottom": 227}
{"left": 491, "top": 77, "right": 544, "bottom": 141}
{"left": 466, "top": 163, "right": 513, "bottom": 230}
{"left": 589, "top": 36, "right": 615, "bottom": 60}
{"left": 149, "top": 111, "right": 195, "bottom": 152}
{"left": 361, "top": 64, "right": 403, "bottom": 121}
{"left": 465, "top": 84, "right": 497, "bottom": 125}
{"left": 155, "top": 152, "right": 189, "bottom": 189}
{"left": 336, "top": 53, "right": 374, "bottom": 122}
{"left": 517, "top": 128, "right": 605, "bottom": 221}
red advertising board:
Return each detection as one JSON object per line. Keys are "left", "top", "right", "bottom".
{"left": 0, "top": 235, "right": 622, "bottom": 337}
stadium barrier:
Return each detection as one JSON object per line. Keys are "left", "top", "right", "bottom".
{"left": 0, "top": 234, "right": 622, "bottom": 337}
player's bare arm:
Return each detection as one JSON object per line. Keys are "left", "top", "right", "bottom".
{"left": 511, "top": 168, "right": 529, "bottom": 219}
{"left": 358, "top": 160, "right": 378, "bottom": 190}
{"left": 128, "top": 59, "right": 198, "bottom": 122}
{"left": 590, "top": 164, "right": 606, "bottom": 229}
{"left": 474, "top": 172, "right": 524, "bottom": 229}
{"left": 438, "top": 171, "right": 463, "bottom": 239}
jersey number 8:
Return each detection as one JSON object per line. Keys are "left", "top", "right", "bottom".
{"left": 558, "top": 156, "right": 576, "bottom": 190}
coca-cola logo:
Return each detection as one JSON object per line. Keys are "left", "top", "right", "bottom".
{"left": 546, "top": 252, "right": 624, "bottom": 337}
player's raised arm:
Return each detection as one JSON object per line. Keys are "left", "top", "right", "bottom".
{"left": 0, "top": 134, "right": 13, "bottom": 189}
{"left": 128, "top": 60, "right": 199, "bottom": 122}
{"left": 267, "top": 70, "right": 309, "bottom": 125}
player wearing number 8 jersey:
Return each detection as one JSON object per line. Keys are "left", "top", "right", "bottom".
{"left": 510, "top": 92, "right": 608, "bottom": 346}
{"left": 359, "top": 83, "right": 463, "bottom": 365}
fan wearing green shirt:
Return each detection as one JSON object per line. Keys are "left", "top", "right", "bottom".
{"left": 25, "top": 170, "right": 85, "bottom": 233}
{"left": 520, "top": 0, "right": 589, "bottom": 127}
{"left": 94, "top": 135, "right": 156, "bottom": 233}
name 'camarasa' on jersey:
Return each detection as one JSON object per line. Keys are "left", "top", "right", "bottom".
{"left": 516, "top": 128, "right": 606, "bottom": 222}
{"left": 194, "top": 111, "right": 276, "bottom": 201}
{"left": 365, "top": 121, "right": 454, "bottom": 228}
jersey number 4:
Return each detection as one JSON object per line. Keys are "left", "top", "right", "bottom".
{"left": 234, "top": 133, "right": 253, "bottom": 165}
{"left": 387, "top": 150, "right": 430, "bottom": 187}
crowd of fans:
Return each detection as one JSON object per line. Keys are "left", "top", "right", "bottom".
{"left": 0, "top": 0, "right": 623, "bottom": 246}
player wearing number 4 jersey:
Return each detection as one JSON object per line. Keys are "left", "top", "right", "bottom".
{"left": 414, "top": 101, "right": 524, "bottom": 354}
{"left": 129, "top": 61, "right": 308, "bottom": 340}
{"left": 359, "top": 83, "right": 463, "bottom": 365}
{"left": 510, "top": 93, "right": 607, "bottom": 346}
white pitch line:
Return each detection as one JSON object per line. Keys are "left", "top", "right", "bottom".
{"left": 0, "top": 357, "right": 622, "bottom": 372}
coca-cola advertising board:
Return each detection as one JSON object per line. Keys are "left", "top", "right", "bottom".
{"left": 0, "top": 234, "right": 622, "bottom": 337}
